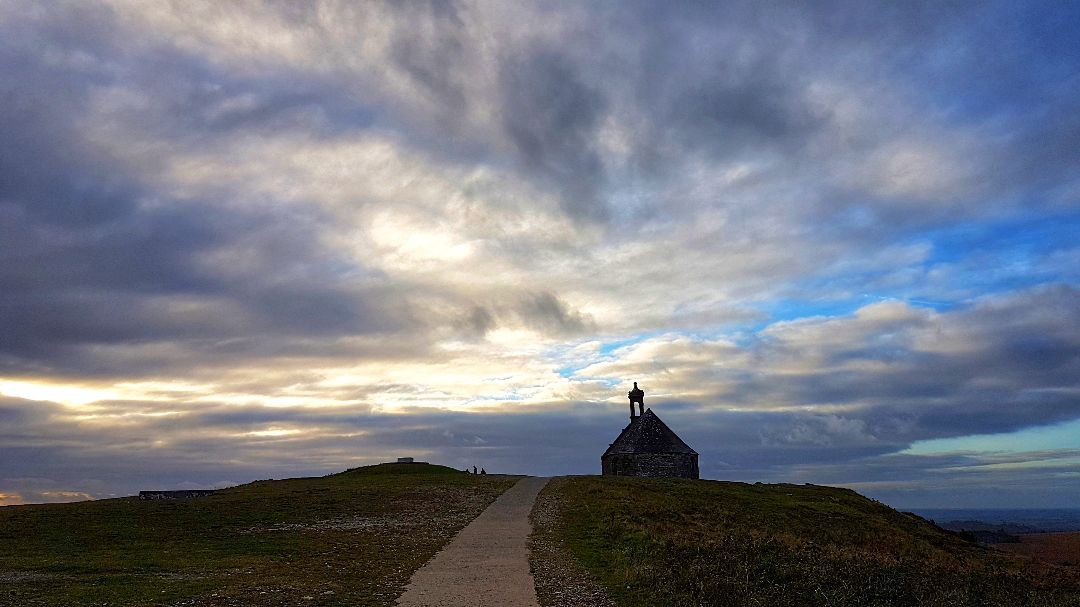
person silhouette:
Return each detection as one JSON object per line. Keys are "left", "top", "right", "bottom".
{"left": 628, "top": 381, "right": 644, "bottom": 417}
{"left": 472, "top": 466, "right": 477, "bottom": 474}
{"left": 480, "top": 468, "right": 486, "bottom": 475}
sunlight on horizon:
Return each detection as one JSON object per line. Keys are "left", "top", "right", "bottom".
{"left": 904, "top": 418, "right": 1080, "bottom": 456}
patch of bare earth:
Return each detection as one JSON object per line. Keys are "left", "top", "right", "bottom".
{"left": 528, "top": 477, "right": 614, "bottom": 607}
{"left": 245, "top": 486, "right": 493, "bottom": 535}
{"left": 994, "top": 531, "right": 1080, "bottom": 566}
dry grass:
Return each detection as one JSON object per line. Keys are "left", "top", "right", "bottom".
{"left": 544, "top": 475, "right": 1080, "bottom": 607}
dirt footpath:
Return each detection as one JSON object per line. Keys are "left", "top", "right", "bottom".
{"left": 396, "top": 476, "right": 549, "bottom": 607}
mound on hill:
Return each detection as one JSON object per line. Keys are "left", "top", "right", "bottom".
{"left": 0, "top": 463, "right": 518, "bottom": 607}
{"left": 531, "top": 476, "right": 1080, "bottom": 607}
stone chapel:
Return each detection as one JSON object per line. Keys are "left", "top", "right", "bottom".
{"left": 601, "top": 383, "right": 699, "bottom": 479}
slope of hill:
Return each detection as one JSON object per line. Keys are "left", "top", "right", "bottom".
{"left": 531, "top": 476, "right": 1080, "bottom": 607}
{"left": 0, "top": 463, "right": 518, "bottom": 607}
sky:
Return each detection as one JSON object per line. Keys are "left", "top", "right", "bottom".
{"left": 1, "top": 1, "right": 1078, "bottom": 509}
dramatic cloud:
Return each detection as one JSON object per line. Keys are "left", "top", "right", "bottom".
{"left": 1, "top": 1, "right": 1077, "bottom": 507}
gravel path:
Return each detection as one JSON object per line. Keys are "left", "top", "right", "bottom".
{"left": 396, "top": 476, "right": 549, "bottom": 607}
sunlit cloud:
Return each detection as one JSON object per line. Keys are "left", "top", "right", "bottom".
{"left": 0, "top": 492, "right": 24, "bottom": 507}
{"left": 0, "top": 381, "right": 123, "bottom": 407}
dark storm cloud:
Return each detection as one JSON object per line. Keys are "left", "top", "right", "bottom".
{"left": 0, "top": 50, "right": 137, "bottom": 229}
{"left": 0, "top": 16, "right": 411, "bottom": 378}
{"left": 0, "top": 38, "right": 217, "bottom": 369}
{"left": 389, "top": 0, "right": 468, "bottom": 119}
{"left": 78, "top": 0, "right": 1069, "bottom": 233}
{"left": 445, "top": 292, "right": 594, "bottom": 339}
{"left": 596, "top": 1, "right": 1076, "bottom": 226}
{"left": 617, "top": 5, "right": 836, "bottom": 163}
{"left": 664, "top": 72, "right": 823, "bottom": 157}
{"left": 455, "top": 305, "right": 496, "bottom": 338}
{"left": 0, "top": 397, "right": 59, "bottom": 427}
{"left": 897, "top": 2, "right": 1080, "bottom": 205}
{"left": 499, "top": 49, "right": 609, "bottom": 222}
{"left": 107, "top": 43, "right": 379, "bottom": 142}
{"left": 0, "top": 191, "right": 403, "bottom": 377}
{"left": 515, "top": 291, "right": 594, "bottom": 336}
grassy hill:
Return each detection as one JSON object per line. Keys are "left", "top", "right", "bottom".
{"left": 531, "top": 476, "right": 1080, "bottom": 607}
{"left": 0, "top": 463, "right": 518, "bottom": 607}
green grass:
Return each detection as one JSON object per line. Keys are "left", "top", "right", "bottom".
{"left": 0, "top": 463, "right": 519, "bottom": 606}
{"left": 542, "top": 476, "right": 1080, "bottom": 607}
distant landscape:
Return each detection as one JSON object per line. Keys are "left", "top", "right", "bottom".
{"left": 914, "top": 509, "right": 1080, "bottom": 534}
{"left": 910, "top": 509, "right": 1080, "bottom": 569}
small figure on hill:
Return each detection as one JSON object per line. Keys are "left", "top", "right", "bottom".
{"left": 628, "top": 381, "right": 645, "bottom": 417}
{"left": 480, "top": 468, "right": 486, "bottom": 475}
{"left": 473, "top": 465, "right": 478, "bottom": 474}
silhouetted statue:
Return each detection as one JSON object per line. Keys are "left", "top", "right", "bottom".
{"left": 628, "top": 381, "right": 644, "bottom": 418}
{"left": 472, "top": 466, "right": 477, "bottom": 474}
{"left": 480, "top": 468, "right": 486, "bottom": 475}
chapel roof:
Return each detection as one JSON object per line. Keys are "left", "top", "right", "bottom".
{"left": 602, "top": 408, "right": 697, "bottom": 457}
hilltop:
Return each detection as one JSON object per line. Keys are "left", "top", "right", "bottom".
{"left": 5, "top": 469, "right": 1080, "bottom": 606}
{"left": 530, "top": 476, "right": 1080, "bottom": 607}
{"left": 0, "top": 463, "right": 518, "bottom": 606}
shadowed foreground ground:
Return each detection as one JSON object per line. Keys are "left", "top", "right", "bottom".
{"left": 532, "top": 476, "right": 1080, "bottom": 607}
{"left": 0, "top": 464, "right": 518, "bottom": 606}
